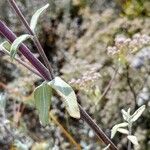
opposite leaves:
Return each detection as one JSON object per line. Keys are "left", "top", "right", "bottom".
{"left": 30, "top": 4, "right": 49, "bottom": 32}
{"left": 34, "top": 82, "right": 52, "bottom": 126}
{"left": 111, "top": 122, "right": 128, "bottom": 139}
{"left": 48, "top": 77, "right": 80, "bottom": 119}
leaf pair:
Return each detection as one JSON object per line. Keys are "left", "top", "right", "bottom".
{"left": 121, "top": 105, "right": 145, "bottom": 123}
{"left": 111, "top": 105, "right": 145, "bottom": 146}
{"left": 34, "top": 77, "right": 80, "bottom": 126}
{"left": 9, "top": 4, "right": 50, "bottom": 59}
{"left": 111, "top": 122, "right": 129, "bottom": 139}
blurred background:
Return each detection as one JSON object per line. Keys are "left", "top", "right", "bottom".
{"left": 0, "top": 0, "right": 150, "bottom": 149}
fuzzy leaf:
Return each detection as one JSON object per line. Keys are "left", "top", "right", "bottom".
{"left": 48, "top": 77, "right": 80, "bottom": 119}
{"left": 34, "top": 82, "right": 52, "bottom": 126}
{"left": 117, "top": 128, "right": 129, "bottom": 135}
{"left": 121, "top": 109, "right": 130, "bottom": 121}
{"left": 127, "top": 108, "right": 131, "bottom": 115}
{"left": 0, "top": 41, "right": 11, "bottom": 52}
{"left": 127, "top": 135, "right": 139, "bottom": 145}
{"left": 10, "top": 34, "right": 32, "bottom": 59}
{"left": 111, "top": 122, "right": 128, "bottom": 139}
{"left": 30, "top": 4, "right": 49, "bottom": 32}
{"left": 131, "top": 105, "right": 145, "bottom": 122}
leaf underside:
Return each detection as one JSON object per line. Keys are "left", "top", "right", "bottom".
{"left": 30, "top": 4, "right": 49, "bottom": 32}
{"left": 48, "top": 77, "right": 80, "bottom": 119}
{"left": 34, "top": 82, "right": 52, "bottom": 126}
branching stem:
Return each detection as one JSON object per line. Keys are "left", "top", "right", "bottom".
{"left": 0, "top": 12, "right": 118, "bottom": 150}
{"left": 8, "top": 0, "right": 54, "bottom": 80}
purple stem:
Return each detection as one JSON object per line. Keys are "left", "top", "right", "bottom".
{"left": 0, "top": 21, "right": 50, "bottom": 81}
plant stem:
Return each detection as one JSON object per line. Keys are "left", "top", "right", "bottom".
{"left": 0, "top": 48, "right": 43, "bottom": 78}
{"left": 8, "top": 0, "right": 54, "bottom": 79}
{"left": 0, "top": 21, "right": 50, "bottom": 80}
{"left": 0, "top": 21, "right": 118, "bottom": 150}
{"left": 127, "top": 123, "right": 132, "bottom": 150}
{"left": 126, "top": 64, "right": 137, "bottom": 109}
{"left": 79, "top": 105, "right": 118, "bottom": 150}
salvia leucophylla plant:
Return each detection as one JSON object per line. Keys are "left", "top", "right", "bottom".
{"left": 0, "top": 0, "right": 118, "bottom": 150}
{"left": 111, "top": 105, "right": 145, "bottom": 150}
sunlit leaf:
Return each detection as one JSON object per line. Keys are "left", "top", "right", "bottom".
{"left": 117, "top": 128, "right": 129, "bottom": 135}
{"left": 121, "top": 109, "right": 130, "bottom": 121}
{"left": 34, "top": 82, "right": 52, "bottom": 126}
{"left": 131, "top": 105, "right": 145, "bottom": 122}
{"left": 10, "top": 34, "right": 32, "bottom": 59}
{"left": 127, "top": 135, "right": 139, "bottom": 145}
{"left": 48, "top": 77, "right": 80, "bottom": 119}
{"left": 111, "top": 122, "right": 128, "bottom": 139}
{"left": 127, "top": 108, "right": 131, "bottom": 115}
{"left": 30, "top": 4, "right": 49, "bottom": 32}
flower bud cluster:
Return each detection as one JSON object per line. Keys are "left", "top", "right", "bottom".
{"left": 107, "top": 34, "right": 150, "bottom": 56}
{"left": 69, "top": 67, "right": 101, "bottom": 90}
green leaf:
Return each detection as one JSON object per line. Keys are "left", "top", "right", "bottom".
{"left": 131, "top": 105, "right": 145, "bottom": 122}
{"left": 127, "top": 135, "right": 139, "bottom": 145}
{"left": 30, "top": 4, "right": 49, "bottom": 32}
{"left": 48, "top": 77, "right": 80, "bottom": 119}
{"left": 34, "top": 82, "right": 52, "bottom": 126}
{"left": 10, "top": 34, "right": 32, "bottom": 59}
{"left": 0, "top": 41, "right": 11, "bottom": 52}
{"left": 111, "top": 122, "right": 128, "bottom": 139}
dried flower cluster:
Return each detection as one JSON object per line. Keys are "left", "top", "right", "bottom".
{"left": 107, "top": 34, "right": 150, "bottom": 57}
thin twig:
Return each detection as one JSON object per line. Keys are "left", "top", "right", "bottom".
{"left": 127, "top": 123, "right": 132, "bottom": 150}
{"left": 8, "top": 0, "right": 54, "bottom": 79}
{"left": 126, "top": 65, "right": 137, "bottom": 109}
{"left": 0, "top": 48, "right": 43, "bottom": 78}
{"left": 79, "top": 104, "right": 118, "bottom": 150}
{"left": 97, "top": 68, "right": 118, "bottom": 105}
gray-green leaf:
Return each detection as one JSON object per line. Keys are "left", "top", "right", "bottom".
{"left": 48, "top": 77, "right": 80, "bottom": 119}
{"left": 127, "top": 135, "right": 139, "bottom": 145}
{"left": 30, "top": 4, "right": 49, "bottom": 32}
{"left": 131, "top": 105, "right": 145, "bottom": 122}
{"left": 121, "top": 109, "right": 130, "bottom": 121}
{"left": 0, "top": 41, "right": 11, "bottom": 52}
{"left": 34, "top": 82, "right": 52, "bottom": 126}
{"left": 111, "top": 122, "right": 128, "bottom": 139}
{"left": 117, "top": 128, "right": 129, "bottom": 135}
{"left": 10, "top": 34, "right": 32, "bottom": 59}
